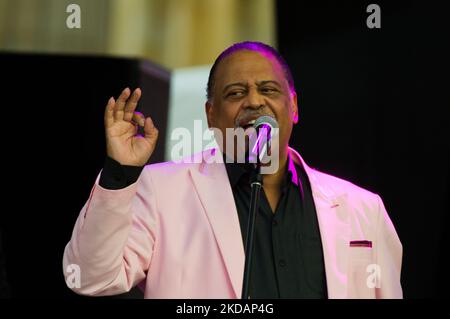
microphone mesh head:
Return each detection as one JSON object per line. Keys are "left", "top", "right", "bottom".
{"left": 254, "top": 115, "right": 279, "bottom": 131}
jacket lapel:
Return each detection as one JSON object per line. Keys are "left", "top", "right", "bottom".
{"left": 189, "top": 148, "right": 350, "bottom": 299}
{"left": 290, "top": 148, "right": 350, "bottom": 298}
{"left": 189, "top": 149, "right": 245, "bottom": 298}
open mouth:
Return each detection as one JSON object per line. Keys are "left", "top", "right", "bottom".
{"left": 241, "top": 119, "right": 256, "bottom": 130}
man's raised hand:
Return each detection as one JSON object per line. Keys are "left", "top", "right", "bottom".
{"left": 104, "top": 88, "right": 158, "bottom": 166}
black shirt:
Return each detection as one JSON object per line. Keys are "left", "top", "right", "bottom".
{"left": 224, "top": 155, "right": 327, "bottom": 298}
{"left": 99, "top": 155, "right": 328, "bottom": 298}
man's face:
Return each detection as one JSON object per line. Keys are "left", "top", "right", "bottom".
{"left": 205, "top": 50, "right": 298, "bottom": 162}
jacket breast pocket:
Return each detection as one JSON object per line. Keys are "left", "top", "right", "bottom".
{"left": 349, "top": 246, "right": 373, "bottom": 262}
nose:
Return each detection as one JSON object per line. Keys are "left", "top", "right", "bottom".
{"left": 243, "top": 87, "right": 264, "bottom": 109}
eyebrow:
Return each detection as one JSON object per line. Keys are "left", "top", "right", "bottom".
{"left": 256, "top": 80, "right": 282, "bottom": 88}
{"left": 222, "top": 80, "right": 282, "bottom": 93}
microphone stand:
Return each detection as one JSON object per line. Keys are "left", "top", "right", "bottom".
{"left": 241, "top": 162, "right": 263, "bottom": 299}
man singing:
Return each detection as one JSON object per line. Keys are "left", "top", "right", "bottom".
{"left": 63, "top": 41, "right": 402, "bottom": 298}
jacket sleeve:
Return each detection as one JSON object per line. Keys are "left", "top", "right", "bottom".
{"left": 62, "top": 167, "right": 158, "bottom": 296}
{"left": 374, "top": 195, "right": 403, "bottom": 298}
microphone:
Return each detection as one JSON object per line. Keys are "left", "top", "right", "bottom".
{"left": 247, "top": 115, "right": 279, "bottom": 165}
{"left": 242, "top": 115, "right": 279, "bottom": 299}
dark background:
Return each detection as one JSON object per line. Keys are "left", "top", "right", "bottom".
{"left": 277, "top": 1, "right": 449, "bottom": 298}
{"left": 0, "top": 53, "right": 170, "bottom": 298}
{"left": 0, "top": 0, "right": 449, "bottom": 298}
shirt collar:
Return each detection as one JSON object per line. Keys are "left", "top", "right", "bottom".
{"left": 223, "top": 156, "right": 254, "bottom": 187}
{"left": 288, "top": 153, "right": 301, "bottom": 187}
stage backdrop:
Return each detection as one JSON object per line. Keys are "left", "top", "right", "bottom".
{"left": 276, "top": 1, "right": 450, "bottom": 298}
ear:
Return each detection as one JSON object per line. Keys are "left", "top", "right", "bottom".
{"left": 205, "top": 101, "right": 214, "bottom": 128}
{"left": 291, "top": 91, "right": 299, "bottom": 124}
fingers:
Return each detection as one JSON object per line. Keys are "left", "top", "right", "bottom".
{"left": 113, "top": 87, "right": 131, "bottom": 121}
{"left": 104, "top": 97, "right": 115, "bottom": 128}
{"left": 143, "top": 117, "right": 159, "bottom": 143}
{"left": 105, "top": 87, "right": 146, "bottom": 131}
{"left": 132, "top": 112, "right": 145, "bottom": 127}
{"left": 123, "top": 88, "right": 141, "bottom": 122}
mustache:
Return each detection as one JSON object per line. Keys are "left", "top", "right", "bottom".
{"left": 233, "top": 109, "right": 276, "bottom": 128}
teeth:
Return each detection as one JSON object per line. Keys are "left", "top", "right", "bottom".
{"left": 239, "top": 119, "right": 256, "bottom": 128}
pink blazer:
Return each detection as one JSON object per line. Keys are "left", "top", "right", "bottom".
{"left": 63, "top": 148, "right": 402, "bottom": 298}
